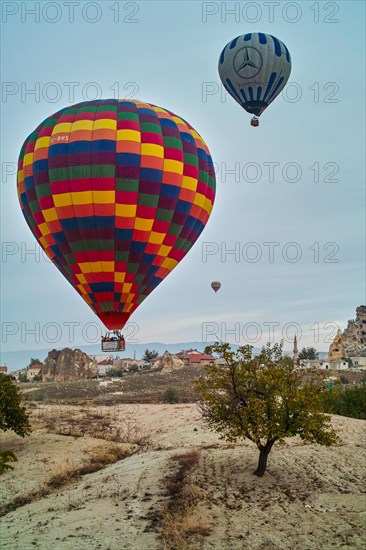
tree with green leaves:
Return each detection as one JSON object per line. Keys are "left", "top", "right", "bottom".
{"left": 0, "top": 374, "right": 31, "bottom": 474}
{"left": 142, "top": 349, "right": 159, "bottom": 362}
{"left": 298, "top": 347, "right": 319, "bottom": 360}
{"left": 194, "top": 342, "right": 339, "bottom": 477}
{"left": 29, "top": 358, "right": 42, "bottom": 366}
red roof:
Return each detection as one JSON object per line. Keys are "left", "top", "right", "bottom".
{"left": 29, "top": 364, "right": 43, "bottom": 369}
{"left": 0, "top": 366, "right": 8, "bottom": 372}
{"left": 182, "top": 353, "right": 215, "bottom": 363}
{"left": 97, "top": 359, "right": 112, "bottom": 365}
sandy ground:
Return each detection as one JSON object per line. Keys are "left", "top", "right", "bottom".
{"left": 1, "top": 404, "right": 365, "bottom": 550}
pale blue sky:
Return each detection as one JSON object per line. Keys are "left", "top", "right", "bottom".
{"left": 1, "top": 0, "right": 365, "bottom": 355}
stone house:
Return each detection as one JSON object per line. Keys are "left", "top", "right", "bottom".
{"left": 97, "top": 358, "right": 113, "bottom": 376}
{"left": 180, "top": 350, "right": 215, "bottom": 367}
{"left": 349, "top": 356, "right": 366, "bottom": 370}
{"left": 27, "top": 364, "right": 43, "bottom": 380}
{"left": 300, "top": 359, "right": 349, "bottom": 371}
{"left": 328, "top": 360, "right": 349, "bottom": 371}
{"left": 112, "top": 358, "right": 143, "bottom": 371}
{"left": 299, "top": 359, "right": 331, "bottom": 370}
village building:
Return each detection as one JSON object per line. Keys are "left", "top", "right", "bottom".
{"left": 147, "top": 356, "right": 161, "bottom": 366}
{"left": 97, "top": 358, "right": 113, "bottom": 376}
{"left": 91, "top": 355, "right": 113, "bottom": 364}
{"left": 299, "top": 359, "right": 330, "bottom": 370}
{"left": 9, "top": 369, "right": 25, "bottom": 381}
{"left": 328, "top": 360, "right": 352, "bottom": 371}
{"left": 348, "top": 356, "right": 366, "bottom": 370}
{"left": 175, "top": 349, "right": 196, "bottom": 359}
{"left": 112, "top": 358, "right": 143, "bottom": 371}
{"left": 179, "top": 350, "right": 215, "bottom": 367}
{"left": 94, "top": 355, "right": 144, "bottom": 375}
{"left": 0, "top": 365, "right": 8, "bottom": 374}
{"left": 27, "top": 363, "right": 43, "bottom": 380}
{"left": 299, "top": 359, "right": 349, "bottom": 371}
{"left": 150, "top": 350, "right": 216, "bottom": 371}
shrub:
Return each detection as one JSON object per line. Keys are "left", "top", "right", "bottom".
{"left": 322, "top": 384, "right": 366, "bottom": 420}
{"left": 128, "top": 364, "right": 139, "bottom": 373}
{"left": 165, "top": 387, "right": 180, "bottom": 403}
{"left": 108, "top": 368, "right": 123, "bottom": 378}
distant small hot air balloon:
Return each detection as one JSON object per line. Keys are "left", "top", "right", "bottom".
{"left": 211, "top": 281, "right": 221, "bottom": 293}
{"left": 17, "top": 100, "right": 216, "bottom": 331}
{"left": 218, "top": 32, "right": 291, "bottom": 126}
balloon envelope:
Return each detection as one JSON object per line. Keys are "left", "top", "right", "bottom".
{"left": 211, "top": 281, "right": 221, "bottom": 293}
{"left": 17, "top": 100, "right": 216, "bottom": 329}
{"left": 218, "top": 32, "right": 291, "bottom": 118}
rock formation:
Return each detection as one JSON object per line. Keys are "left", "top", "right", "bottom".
{"left": 342, "top": 306, "right": 366, "bottom": 354}
{"left": 328, "top": 330, "right": 344, "bottom": 361}
{"left": 42, "top": 348, "right": 98, "bottom": 381}
{"left": 329, "top": 306, "right": 366, "bottom": 360}
{"left": 156, "top": 351, "right": 185, "bottom": 373}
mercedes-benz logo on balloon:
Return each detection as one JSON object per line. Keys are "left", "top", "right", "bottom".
{"left": 234, "top": 47, "right": 263, "bottom": 79}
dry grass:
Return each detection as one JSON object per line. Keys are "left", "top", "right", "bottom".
{"left": 153, "top": 449, "right": 211, "bottom": 550}
{"left": 21, "top": 366, "right": 205, "bottom": 405}
{"left": 29, "top": 403, "right": 150, "bottom": 446}
{"left": 1, "top": 444, "right": 132, "bottom": 517}
{"left": 161, "top": 507, "right": 211, "bottom": 550}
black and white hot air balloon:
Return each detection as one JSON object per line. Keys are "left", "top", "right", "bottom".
{"left": 218, "top": 32, "right": 292, "bottom": 126}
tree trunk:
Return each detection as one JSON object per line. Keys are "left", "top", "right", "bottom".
{"left": 253, "top": 440, "right": 275, "bottom": 477}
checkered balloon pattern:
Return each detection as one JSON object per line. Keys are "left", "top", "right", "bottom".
{"left": 17, "top": 100, "right": 216, "bottom": 330}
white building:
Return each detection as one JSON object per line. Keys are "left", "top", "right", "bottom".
{"left": 112, "top": 358, "right": 143, "bottom": 371}
{"left": 349, "top": 356, "right": 366, "bottom": 370}
{"left": 328, "top": 360, "right": 349, "bottom": 371}
{"left": 95, "top": 357, "right": 113, "bottom": 376}
{"left": 27, "top": 364, "right": 43, "bottom": 380}
{"left": 98, "top": 364, "right": 112, "bottom": 376}
{"left": 299, "top": 359, "right": 331, "bottom": 370}
{"left": 299, "top": 359, "right": 348, "bottom": 371}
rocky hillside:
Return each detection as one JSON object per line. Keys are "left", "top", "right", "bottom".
{"left": 42, "top": 348, "right": 98, "bottom": 381}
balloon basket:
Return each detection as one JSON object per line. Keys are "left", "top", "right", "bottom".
{"left": 101, "top": 340, "right": 126, "bottom": 352}
{"left": 101, "top": 331, "right": 126, "bottom": 352}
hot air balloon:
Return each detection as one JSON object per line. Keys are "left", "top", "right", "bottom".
{"left": 211, "top": 281, "right": 221, "bottom": 293}
{"left": 218, "top": 32, "right": 291, "bottom": 126}
{"left": 17, "top": 100, "right": 216, "bottom": 341}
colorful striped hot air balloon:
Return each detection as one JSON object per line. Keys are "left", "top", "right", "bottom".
{"left": 218, "top": 32, "right": 291, "bottom": 126}
{"left": 17, "top": 100, "right": 216, "bottom": 330}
